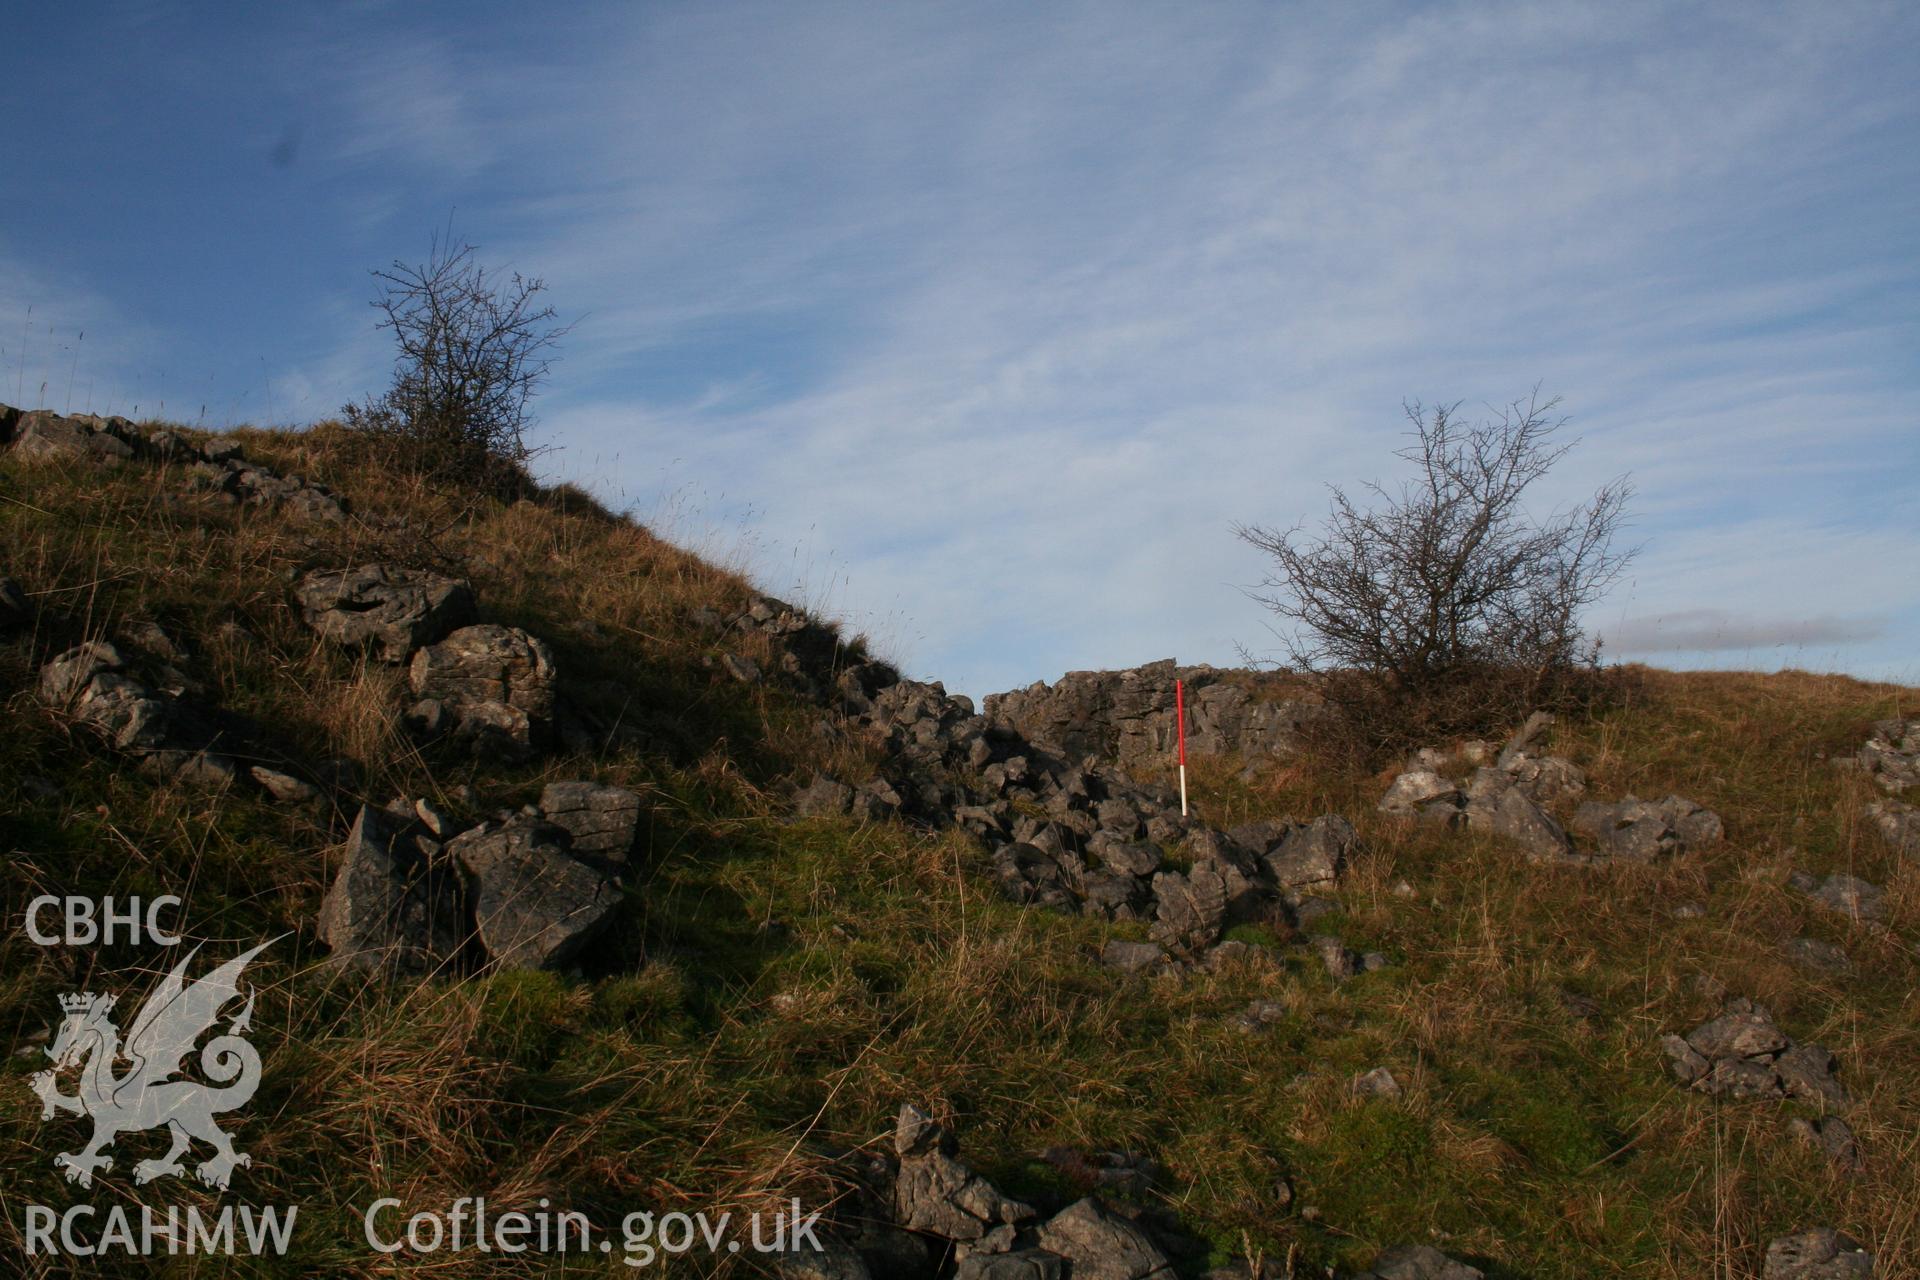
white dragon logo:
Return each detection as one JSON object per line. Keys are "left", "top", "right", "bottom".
{"left": 27, "top": 940, "right": 273, "bottom": 1190}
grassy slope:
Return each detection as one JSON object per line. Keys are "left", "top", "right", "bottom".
{"left": 0, "top": 425, "right": 1915, "bottom": 1278}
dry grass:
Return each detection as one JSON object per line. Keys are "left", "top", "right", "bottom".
{"left": 1, "top": 426, "right": 1916, "bottom": 1277}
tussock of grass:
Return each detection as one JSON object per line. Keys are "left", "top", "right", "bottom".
{"left": 1, "top": 425, "right": 1916, "bottom": 1276}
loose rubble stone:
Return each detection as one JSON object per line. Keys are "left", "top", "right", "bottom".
{"left": 1762, "top": 1228, "right": 1874, "bottom": 1279}
{"left": 539, "top": 780, "right": 643, "bottom": 862}
{"left": 1571, "top": 793, "right": 1724, "bottom": 859}
{"left": 10, "top": 409, "right": 144, "bottom": 462}
{"left": 1359, "top": 1245, "right": 1485, "bottom": 1280}
{"left": 296, "top": 564, "right": 475, "bottom": 662}
{"left": 1665, "top": 998, "right": 1848, "bottom": 1107}
{"left": 1354, "top": 1067, "right": 1402, "bottom": 1100}
{"left": 1786, "top": 936, "right": 1851, "bottom": 974}
{"left": 409, "top": 624, "right": 558, "bottom": 757}
{"left": 318, "top": 806, "right": 465, "bottom": 977}
{"left": 1264, "top": 816, "right": 1357, "bottom": 891}
{"left": 1849, "top": 717, "right": 1919, "bottom": 793}
{"left": 250, "top": 765, "right": 321, "bottom": 803}
{"left": 890, "top": 1105, "right": 1034, "bottom": 1241}
{"left": 1787, "top": 1115, "right": 1861, "bottom": 1173}
{"left": 1864, "top": 799, "right": 1919, "bottom": 858}
{"left": 1101, "top": 940, "right": 1169, "bottom": 975}
{"left": 450, "top": 819, "right": 617, "bottom": 969}
{"left": 1148, "top": 865, "right": 1229, "bottom": 953}
{"left": 1379, "top": 769, "right": 1459, "bottom": 815}
{"left": 1484, "top": 786, "right": 1574, "bottom": 861}
{"left": 794, "top": 775, "right": 855, "bottom": 818}
{"left": 1033, "top": 1198, "right": 1175, "bottom": 1280}
{"left": 1792, "top": 872, "right": 1885, "bottom": 922}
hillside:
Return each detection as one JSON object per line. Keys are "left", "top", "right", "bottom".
{"left": 1, "top": 405, "right": 1915, "bottom": 1279}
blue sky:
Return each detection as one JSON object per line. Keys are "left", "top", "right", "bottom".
{"left": 4, "top": 1, "right": 1916, "bottom": 697}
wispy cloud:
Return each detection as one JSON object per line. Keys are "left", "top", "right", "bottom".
{"left": 3, "top": 1, "right": 1914, "bottom": 695}
{"left": 1605, "top": 610, "right": 1887, "bottom": 655}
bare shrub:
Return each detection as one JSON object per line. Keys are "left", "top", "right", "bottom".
{"left": 344, "top": 237, "right": 570, "bottom": 497}
{"left": 1237, "top": 392, "right": 1634, "bottom": 753}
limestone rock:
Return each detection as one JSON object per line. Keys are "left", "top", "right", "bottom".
{"left": 296, "top": 564, "right": 475, "bottom": 662}
{"left": 1762, "top": 1229, "right": 1874, "bottom": 1279}
{"left": 451, "top": 820, "right": 616, "bottom": 969}
{"left": 1148, "top": 865, "right": 1228, "bottom": 953}
{"left": 1033, "top": 1198, "right": 1174, "bottom": 1280}
{"left": 539, "top": 780, "right": 643, "bottom": 863}
{"left": 1265, "top": 815, "right": 1356, "bottom": 890}
{"left": 317, "top": 806, "right": 465, "bottom": 977}
{"left": 409, "top": 624, "right": 558, "bottom": 757}
{"left": 1864, "top": 799, "right": 1919, "bottom": 858}
{"left": 1360, "top": 1245, "right": 1484, "bottom": 1280}
{"left": 1486, "top": 787, "right": 1573, "bottom": 861}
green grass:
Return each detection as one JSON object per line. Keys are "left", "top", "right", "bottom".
{"left": 0, "top": 425, "right": 1916, "bottom": 1276}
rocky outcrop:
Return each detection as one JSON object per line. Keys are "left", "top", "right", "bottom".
{"left": 1763, "top": 1228, "right": 1874, "bottom": 1278}
{"left": 296, "top": 564, "right": 476, "bottom": 663}
{"left": 984, "top": 660, "right": 1317, "bottom": 767}
{"left": 406, "top": 624, "right": 559, "bottom": 757}
{"left": 1660, "top": 998, "right": 1848, "bottom": 1108}
{"left": 2, "top": 404, "right": 347, "bottom": 521}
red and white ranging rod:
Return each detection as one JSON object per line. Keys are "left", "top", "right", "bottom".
{"left": 1174, "top": 678, "right": 1188, "bottom": 817}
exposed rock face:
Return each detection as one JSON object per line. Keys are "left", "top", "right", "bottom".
{"left": 538, "top": 780, "right": 643, "bottom": 863}
{"left": 408, "top": 624, "right": 558, "bottom": 757}
{"left": 10, "top": 410, "right": 147, "bottom": 462}
{"left": 1850, "top": 718, "right": 1919, "bottom": 793}
{"left": 296, "top": 564, "right": 476, "bottom": 662}
{"left": 317, "top": 806, "right": 465, "bottom": 977}
{"left": 1763, "top": 1228, "right": 1875, "bottom": 1279}
{"left": 1661, "top": 998, "right": 1848, "bottom": 1108}
{"left": 450, "top": 819, "right": 618, "bottom": 970}
{"left": 984, "top": 660, "right": 1317, "bottom": 767}
{"left": 1359, "top": 1245, "right": 1485, "bottom": 1280}
{"left": 1571, "top": 794, "right": 1723, "bottom": 859}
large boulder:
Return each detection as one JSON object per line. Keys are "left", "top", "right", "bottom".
{"left": 317, "top": 806, "right": 465, "bottom": 977}
{"left": 408, "top": 624, "right": 558, "bottom": 757}
{"left": 296, "top": 564, "right": 476, "bottom": 662}
{"left": 450, "top": 819, "right": 618, "bottom": 970}
{"left": 1485, "top": 787, "right": 1574, "bottom": 862}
